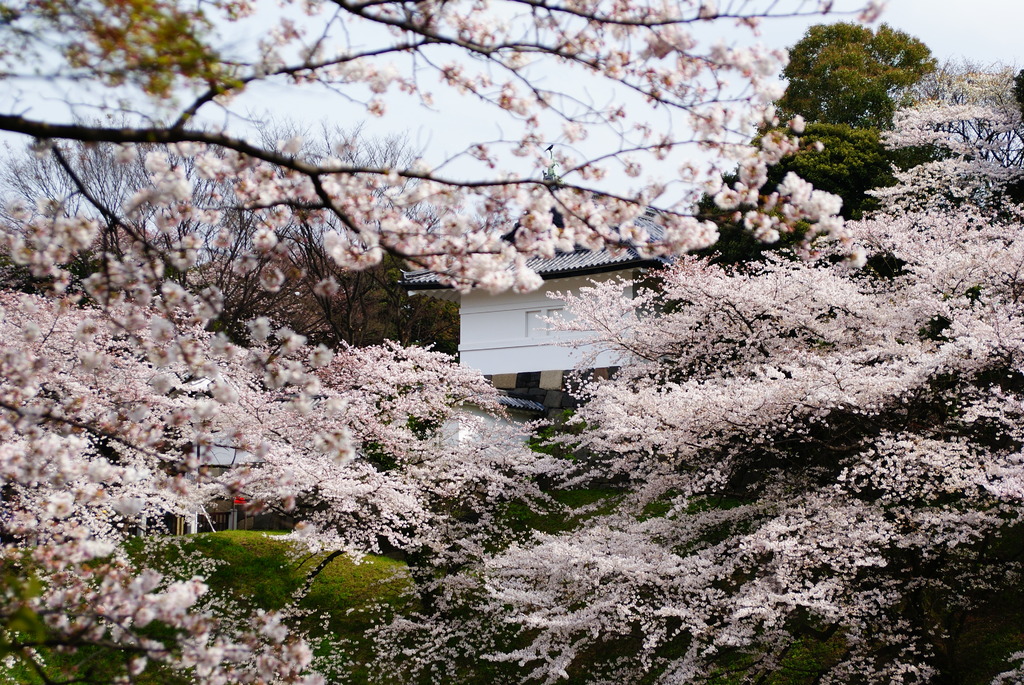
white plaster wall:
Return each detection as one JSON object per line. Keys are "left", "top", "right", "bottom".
{"left": 459, "top": 274, "right": 630, "bottom": 375}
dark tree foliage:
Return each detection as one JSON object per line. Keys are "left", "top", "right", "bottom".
{"left": 696, "top": 124, "right": 904, "bottom": 264}
{"left": 778, "top": 22, "right": 936, "bottom": 129}
{"left": 765, "top": 123, "right": 895, "bottom": 220}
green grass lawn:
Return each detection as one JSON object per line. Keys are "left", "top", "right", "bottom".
{"left": 2, "top": 530, "right": 412, "bottom": 684}
{"left": 127, "top": 530, "right": 411, "bottom": 622}
{"left": 5, "top": 519, "right": 1024, "bottom": 684}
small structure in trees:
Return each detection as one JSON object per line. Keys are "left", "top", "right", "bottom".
{"left": 401, "top": 209, "right": 668, "bottom": 414}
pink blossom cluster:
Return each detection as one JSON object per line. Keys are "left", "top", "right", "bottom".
{"left": 0, "top": 0, "right": 904, "bottom": 679}
{"left": 0, "top": 288, "right": 547, "bottom": 679}
{"left": 0, "top": 0, "right": 879, "bottom": 295}
{"left": 874, "top": 70, "right": 1024, "bottom": 213}
{"left": 374, "top": 131, "right": 1024, "bottom": 680}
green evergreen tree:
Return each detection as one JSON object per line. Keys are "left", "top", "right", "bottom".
{"left": 779, "top": 22, "right": 936, "bottom": 129}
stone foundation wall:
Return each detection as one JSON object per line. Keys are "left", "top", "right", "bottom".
{"left": 486, "top": 367, "right": 618, "bottom": 418}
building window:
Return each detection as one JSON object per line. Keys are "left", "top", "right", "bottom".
{"left": 526, "top": 307, "right": 563, "bottom": 338}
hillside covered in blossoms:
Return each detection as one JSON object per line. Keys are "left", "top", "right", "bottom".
{"left": 2, "top": 1, "right": 1024, "bottom": 683}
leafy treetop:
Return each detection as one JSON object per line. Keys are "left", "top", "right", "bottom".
{"left": 778, "top": 22, "right": 936, "bottom": 129}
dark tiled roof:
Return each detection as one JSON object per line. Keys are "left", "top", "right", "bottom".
{"left": 400, "top": 211, "right": 669, "bottom": 289}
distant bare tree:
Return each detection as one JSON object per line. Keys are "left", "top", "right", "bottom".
{"left": 0, "top": 127, "right": 458, "bottom": 351}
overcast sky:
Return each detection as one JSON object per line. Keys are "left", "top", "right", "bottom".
{"left": 5, "top": 0, "right": 1021, "bottom": 196}
{"left": 351, "top": 0, "right": 1024, "bottom": 181}
{"left": 771, "top": 0, "right": 1022, "bottom": 67}
{"left": 885, "top": 0, "right": 1022, "bottom": 66}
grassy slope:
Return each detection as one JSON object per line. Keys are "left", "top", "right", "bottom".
{"left": 5, "top": 505, "right": 1023, "bottom": 684}
{"left": 2, "top": 530, "right": 411, "bottom": 684}
{"left": 144, "top": 531, "right": 415, "bottom": 684}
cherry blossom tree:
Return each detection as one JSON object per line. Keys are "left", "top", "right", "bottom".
{"left": 410, "top": 247, "right": 1023, "bottom": 682}
{"left": 0, "top": 286, "right": 552, "bottom": 681}
{"left": 0, "top": 131, "right": 460, "bottom": 349}
{"left": 362, "top": 104, "right": 1024, "bottom": 682}
{"left": 0, "top": 292, "right": 327, "bottom": 681}
{"left": 873, "top": 63, "right": 1024, "bottom": 213}
{"left": 0, "top": 0, "right": 883, "bottom": 295}
{"left": 0, "top": 0, "right": 893, "bottom": 681}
